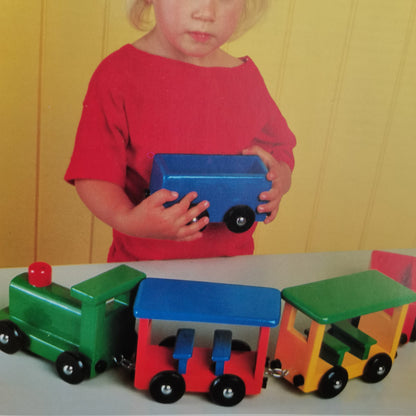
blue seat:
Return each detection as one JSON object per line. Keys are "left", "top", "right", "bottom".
{"left": 212, "top": 330, "right": 232, "bottom": 376}
{"left": 173, "top": 328, "right": 195, "bottom": 374}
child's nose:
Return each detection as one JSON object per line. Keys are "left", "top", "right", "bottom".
{"left": 192, "top": 0, "right": 216, "bottom": 22}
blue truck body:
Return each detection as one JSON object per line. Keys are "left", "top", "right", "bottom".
{"left": 149, "top": 154, "right": 271, "bottom": 233}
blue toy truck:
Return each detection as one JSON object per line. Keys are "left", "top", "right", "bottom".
{"left": 149, "top": 154, "right": 271, "bottom": 233}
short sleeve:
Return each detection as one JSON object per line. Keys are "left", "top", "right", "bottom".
{"left": 251, "top": 94, "right": 296, "bottom": 171}
{"left": 65, "top": 64, "right": 129, "bottom": 187}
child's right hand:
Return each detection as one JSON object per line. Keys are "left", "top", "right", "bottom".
{"left": 75, "top": 179, "right": 209, "bottom": 242}
{"left": 123, "top": 189, "right": 210, "bottom": 241}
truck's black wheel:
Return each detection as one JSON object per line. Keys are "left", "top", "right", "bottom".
{"left": 223, "top": 205, "right": 255, "bottom": 233}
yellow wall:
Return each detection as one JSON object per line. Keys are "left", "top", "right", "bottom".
{"left": 1, "top": 0, "right": 415, "bottom": 267}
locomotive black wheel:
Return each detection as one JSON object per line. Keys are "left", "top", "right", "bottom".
{"left": 0, "top": 320, "right": 28, "bottom": 354}
{"left": 209, "top": 374, "right": 246, "bottom": 407}
{"left": 149, "top": 371, "right": 185, "bottom": 404}
{"left": 223, "top": 205, "right": 255, "bottom": 233}
{"left": 362, "top": 353, "right": 392, "bottom": 383}
{"left": 317, "top": 366, "right": 348, "bottom": 398}
{"left": 56, "top": 351, "right": 89, "bottom": 384}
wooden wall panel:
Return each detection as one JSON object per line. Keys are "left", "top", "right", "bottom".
{"left": 360, "top": 2, "right": 416, "bottom": 249}
{"left": 227, "top": 0, "right": 292, "bottom": 96}
{"left": 0, "top": 2, "right": 42, "bottom": 267}
{"left": 306, "top": 0, "right": 414, "bottom": 252}
{"left": 254, "top": 0, "right": 355, "bottom": 254}
{"left": 36, "top": 0, "right": 107, "bottom": 264}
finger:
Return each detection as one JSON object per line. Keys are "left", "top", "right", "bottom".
{"left": 243, "top": 145, "right": 273, "bottom": 166}
{"left": 149, "top": 189, "right": 179, "bottom": 206}
{"left": 259, "top": 184, "right": 282, "bottom": 201}
{"left": 242, "top": 144, "right": 264, "bottom": 157}
{"left": 177, "top": 191, "right": 198, "bottom": 209}
{"left": 257, "top": 190, "right": 281, "bottom": 213}
{"left": 177, "top": 218, "right": 208, "bottom": 240}
{"left": 257, "top": 200, "right": 279, "bottom": 215}
{"left": 266, "top": 167, "right": 278, "bottom": 181}
{"left": 263, "top": 208, "right": 278, "bottom": 224}
{"left": 183, "top": 200, "right": 209, "bottom": 222}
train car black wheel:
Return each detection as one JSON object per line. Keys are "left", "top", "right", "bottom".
{"left": 231, "top": 339, "right": 251, "bottom": 351}
{"left": 0, "top": 320, "right": 28, "bottom": 354}
{"left": 149, "top": 371, "right": 185, "bottom": 404}
{"left": 209, "top": 374, "right": 246, "bottom": 406}
{"left": 223, "top": 205, "right": 255, "bottom": 233}
{"left": 56, "top": 351, "right": 89, "bottom": 384}
{"left": 159, "top": 335, "right": 176, "bottom": 348}
{"left": 317, "top": 366, "right": 348, "bottom": 398}
{"left": 362, "top": 353, "right": 392, "bottom": 383}
{"left": 410, "top": 319, "right": 416, "bottom": 342}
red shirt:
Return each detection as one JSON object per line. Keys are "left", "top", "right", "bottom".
{"left": 65, "top": 45, "right": 296, "bottom": 262}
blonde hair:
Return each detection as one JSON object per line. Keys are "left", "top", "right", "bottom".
{"left": 126, "top": 0, "right": 269, "bottom": 39}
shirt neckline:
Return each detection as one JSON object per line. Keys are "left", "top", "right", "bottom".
{"left": 124, "top": 43, "right": 251, "bottom": 71}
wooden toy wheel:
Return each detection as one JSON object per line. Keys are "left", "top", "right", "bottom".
{"left": 223, "top": 205, "right": 255, "bottom": 233}
{"left": 209, "top": 374, "right": 246, "bottom": 406}
{"left": 317, "top": 366, "right": 348, "bottom": 398}
{"left": 0, "top": 320, "right": 27, "bottom": 354}
{"left": 410, "top": 320, "right": 416, "bottom": 342}
{"left": 362, "top": 353, "right": 392, "bottom": 383}
{"left": 231, "top": 339, "right": 251, "bottom": 351}
{"left": 399, "top": 333, "right": 408, "bottom": 345}
{"left": 56, "top": 351, "right": 89, "bottom": 384}
{"left": 149, "top": 371, "right": 185, "bottom": 404}
{"left": 159, "top": 335, "right": 176, "bottom": 348}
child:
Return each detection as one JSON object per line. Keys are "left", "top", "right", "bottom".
{"left": 65, "top": 0, "right": 296, "bottom": 262}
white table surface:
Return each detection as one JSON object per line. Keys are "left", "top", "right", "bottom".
{"left": 1, "top": 249, "right": 416, "bottom": 415}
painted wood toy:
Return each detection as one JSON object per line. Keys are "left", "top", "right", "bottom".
{"left": 149, "top": 154, "right": 271, "bottom": 233}
{"left": 1, "top": 252, "right": 416, "bottom": 405}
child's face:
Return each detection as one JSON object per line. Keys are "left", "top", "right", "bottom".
{"left": 150, "top": 0, "right": 245, "bottom": 63}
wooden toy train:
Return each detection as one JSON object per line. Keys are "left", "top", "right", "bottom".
{"left": 1, "top": 251, "right": 415, "bottom": 406}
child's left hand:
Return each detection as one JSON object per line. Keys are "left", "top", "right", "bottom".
{"left": 242, "top": 145, "right": 292, "bottom": 224}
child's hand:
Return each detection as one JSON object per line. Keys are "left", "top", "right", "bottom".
{"left": 75, "top": 179, "right": 209, "bottom": 242}
{"left": 127, "top": 190, "right": 210, "bottom": 241}
{"left": 242, "top": 145, "right": 292, "bottom": 224}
